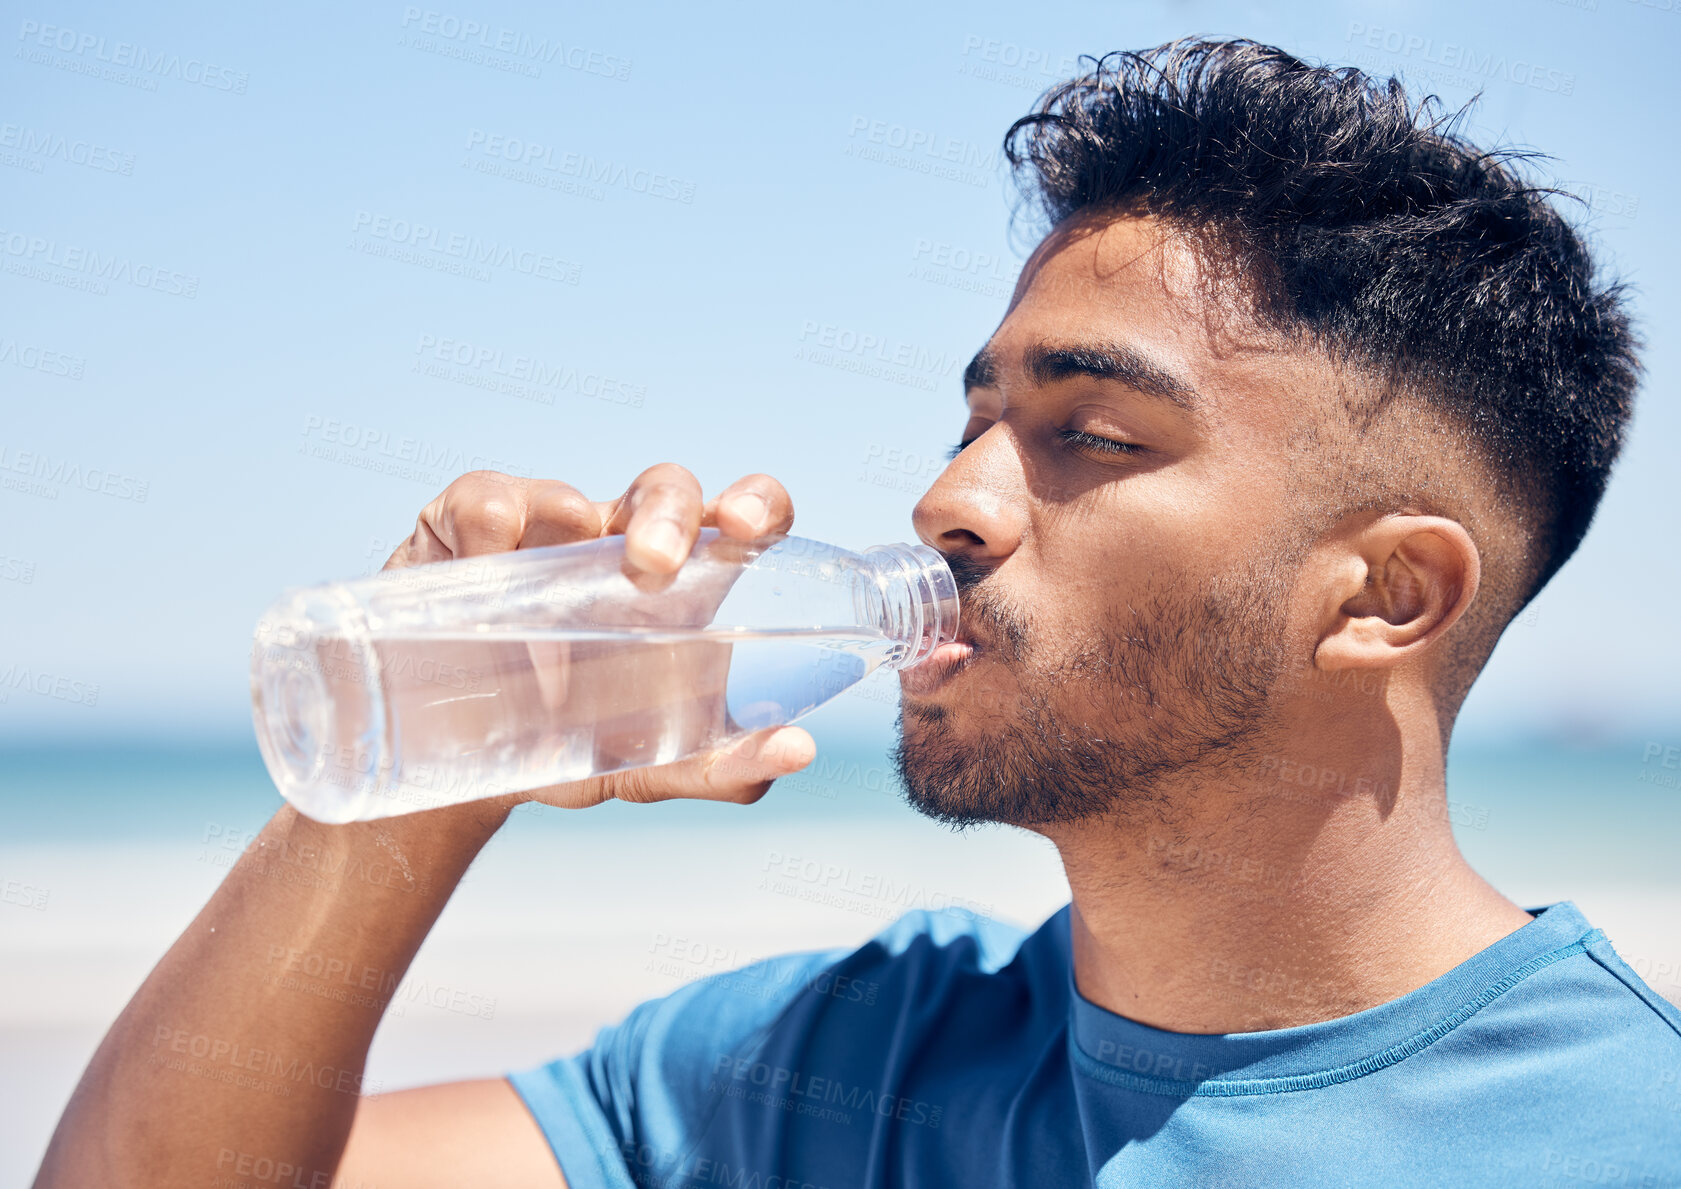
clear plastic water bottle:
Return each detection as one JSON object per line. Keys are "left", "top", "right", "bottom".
{"left": 251, "top": 529, "right": 958, "bottom": 822}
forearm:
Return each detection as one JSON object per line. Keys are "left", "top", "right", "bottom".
{"left": 34, "top": 797, "right": 513, "bottom": 1189}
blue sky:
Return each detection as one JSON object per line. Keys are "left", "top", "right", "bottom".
{"left": 1, "top": 0, "right": 1675, "bottom": 745}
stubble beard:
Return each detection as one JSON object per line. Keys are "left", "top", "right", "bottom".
{"left": 890, "top": 556, "right": 1299, "bottom": 831}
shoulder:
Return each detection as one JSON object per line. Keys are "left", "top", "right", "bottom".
{"left": 1434, "top": 912, "right": 1681, "bottom": 1167}
{"left": 1481, "top": 923, "right": 1681, "bottom": 1063}
{"left": 1556, "top": 929, "right": 1681, "bottom": 1106}
{"left": 1577, "top": 931, "right": 1681, "bottom": 1044}
{"left": 509, "top": 907, "right": 1069, "bottom": 1177}
{"left": 628, "top": 905, "right": 1062, "bottom": 1074}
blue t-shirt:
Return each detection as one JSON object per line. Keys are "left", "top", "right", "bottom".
{"left": 509, "top": 902, "right": 1681, "bottom": 1187}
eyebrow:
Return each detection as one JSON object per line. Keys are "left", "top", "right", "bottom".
{"left": 962, "top": 347, "right": 997, "bottom": 392}
{"left": 963, "top": 340, "right": 1198, "bottom": 411}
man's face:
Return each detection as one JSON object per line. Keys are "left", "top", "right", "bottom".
{"left": 893, "top": 213, "right": 1335, "bottom": 829}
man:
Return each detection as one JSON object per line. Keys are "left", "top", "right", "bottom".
{"left": 37, "top": 37, "right": 1678, "bottom": 1189}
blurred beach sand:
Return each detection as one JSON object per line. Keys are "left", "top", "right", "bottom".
{"left": 4, "top": 804, "right": 1679, "bottom": 1184}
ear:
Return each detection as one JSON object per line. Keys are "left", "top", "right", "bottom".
{"left": 1315, "top": 516, "right": 1480, "bottom": 672}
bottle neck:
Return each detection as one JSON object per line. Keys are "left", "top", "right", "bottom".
{"left": 858, "top": 543, "right": 960, "bottom": 670}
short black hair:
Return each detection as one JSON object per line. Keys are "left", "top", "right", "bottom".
{"left": 1004, "top": 37, "right": 1639, "bottom": 607}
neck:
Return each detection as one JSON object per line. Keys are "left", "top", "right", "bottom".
{"left": 1043, "top": 706, "right": 1532, "bottom": 1033}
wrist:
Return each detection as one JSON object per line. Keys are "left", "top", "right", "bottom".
{"left": 261, "top": 797, "right": 512, "bottom": 899}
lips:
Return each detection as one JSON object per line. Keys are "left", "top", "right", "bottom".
{"left": 899, "top": 639, "right": 977, "bottom": 698}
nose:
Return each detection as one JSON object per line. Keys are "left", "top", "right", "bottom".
{"left": 912, "top": 424, "right": 1027, "bottom": 566}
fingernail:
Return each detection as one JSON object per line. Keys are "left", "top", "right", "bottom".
{"left": 641, "top": 519, "right": 685, "bottom": 567}
{"left": 762, "top": 728, "right": 814, "bottom": 772}
{"left": 730, "top": 492, "right": 769, "bottom": 530}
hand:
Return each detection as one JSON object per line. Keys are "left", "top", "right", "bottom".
{"left": 384, "top": 466, "right": 817, "bottom": 810}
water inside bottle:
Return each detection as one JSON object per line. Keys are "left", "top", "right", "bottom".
{"left": 299, "top": 626, "right": 903, "bottom": 815}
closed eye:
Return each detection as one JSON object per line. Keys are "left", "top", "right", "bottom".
{"left": 946, "top": 439, "right": 975, "bottom": 461}
{"left": 1059, "top": 428, "right": 1142, "bottom": 456}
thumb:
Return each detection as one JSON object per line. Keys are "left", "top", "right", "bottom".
{"left": 612, "top": 726, "right": 816, "bottom": 806}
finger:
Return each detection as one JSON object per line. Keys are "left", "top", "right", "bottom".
{"left": 422, "top": 471, "right": 530, "bottom": 558}
{"left": 384, "top": 516, "right": 451, "bottom": 570}
{"left": 703, "top": 473, "right": 795, "bottom": 540}
{"left": 527, "top": 638, "right": 571, "bottom": 712}
{"left": 601, "top": 463, "right": 705, "bottom": 574}
{"left": 609, "top": 726, "right": 816, "bottom": 806}
{"left": 517, "top": 480, "right": 604, "bottom": 549}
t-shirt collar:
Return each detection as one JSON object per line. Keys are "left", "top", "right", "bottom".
{"left": 1066, "top": 901, "right": 1599, "bottom": 1093}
